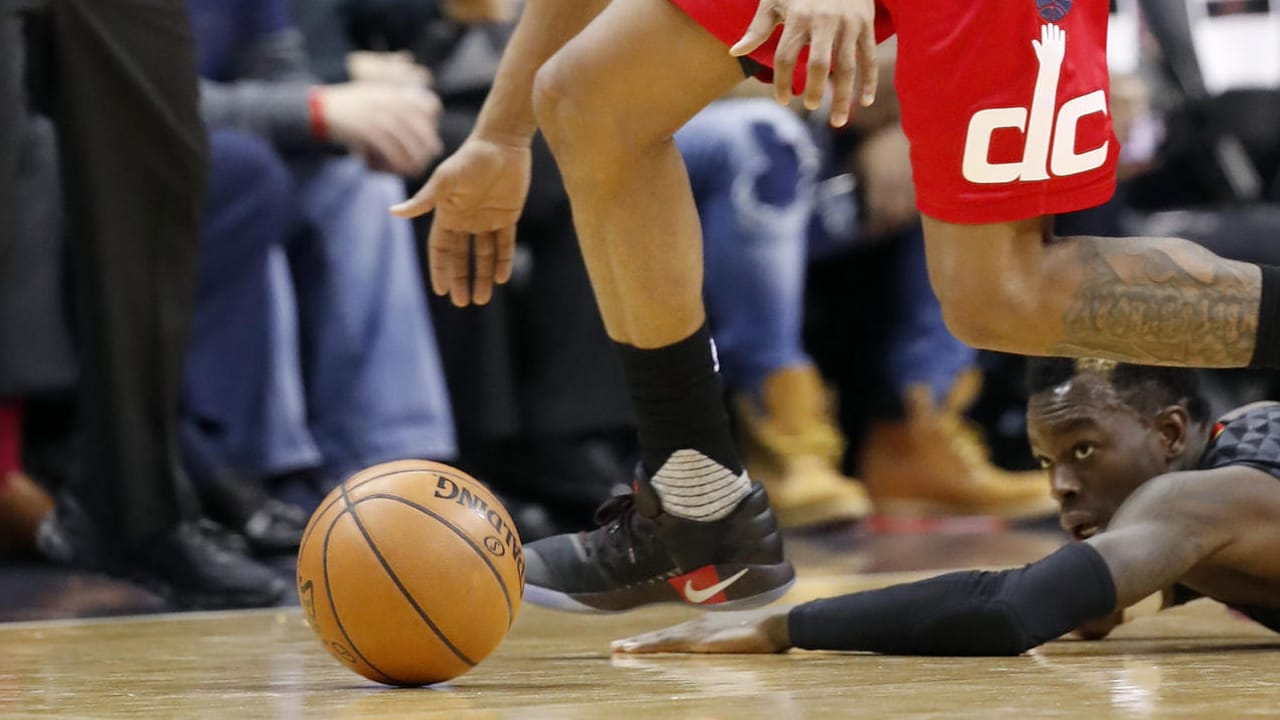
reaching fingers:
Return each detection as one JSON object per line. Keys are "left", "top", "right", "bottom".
{"left": 471, "top": 232, "right": 498, "bottom": 305}
{"left": 772, "top": 16, "right": 808, "bottom": 106}
{"left": 827, "top": 23, "right": 859, "bottom": 126}
{"left": 856, "top": 21, "right": 878, "bottom": 107}
{"left": 803, "top": 20, "right": 835, "bottom": 110}
{"left": 426, "top": 224, "right": 460, "bottom": 296}
{"left": 446, "top": 230, "right": 474, "bottom": 307}
{"left": 729, "top": 0, "right": 779, "bottom": 57}
{"left": 611, "top": 629, "right": 690, "bottom": 654}
{"left": 494, "top": 226, "right": 516, "bottom": 284}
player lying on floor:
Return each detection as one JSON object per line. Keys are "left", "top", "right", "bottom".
{"left": 613, "top": 358, "right": 1280, "bottom": 656}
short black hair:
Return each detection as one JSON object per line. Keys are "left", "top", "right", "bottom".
{"left": 1026, "top": 358, "right": 1211, "bottom": 424}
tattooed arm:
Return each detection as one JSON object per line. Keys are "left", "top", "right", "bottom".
{"left": 921, "top": 215, "right": 1262, "bottom": 367}
{"left": 1050, "top": 235, "right": 1259, "bottom": 367}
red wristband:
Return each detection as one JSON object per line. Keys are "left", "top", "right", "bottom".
{"left": 308, "top": 88, "right": 328, "bottom": 142}
{"left": 0, "top": 401, "right": 23, "bottom": 479}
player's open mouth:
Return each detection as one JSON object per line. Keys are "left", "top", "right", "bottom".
{"left": 1071, "top": 524, "right": 1099, "bottom": 541}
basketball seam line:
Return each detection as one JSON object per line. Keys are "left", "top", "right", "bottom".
{"left": 301, "top": 471, "right": 384, "bottom": 552}
{"left": 322, "top": 507, "right": 405, "bottom": 686}
{"left": 342, "top": 487, "right": 480, "bottom": 668}
{"left": 362, "top": 493, "right": 516, "bottom": 629}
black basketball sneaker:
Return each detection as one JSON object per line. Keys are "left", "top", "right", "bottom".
{"left": 522, "top": 478, "right": 794, "bottom": 612}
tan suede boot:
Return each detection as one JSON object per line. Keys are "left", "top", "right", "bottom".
{"left": 861, "top": 369, "right": 1055, "bottom": 519}
{"left": 736, "top": 365, "right": 871, "bottom": 528}
{"left": 0, "top": 471, "right": 55, "bottom": 556}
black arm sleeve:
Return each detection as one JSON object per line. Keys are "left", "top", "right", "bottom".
{"left": 787, "top": 543, "right": 1117, "bottom": 656}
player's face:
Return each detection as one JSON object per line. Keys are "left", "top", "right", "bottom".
{"left": 1026, "top": 376, "right": 1171, "bottom": 541}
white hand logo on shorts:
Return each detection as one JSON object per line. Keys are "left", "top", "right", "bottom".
{"left": 1032, "top": 23, "right": 1067, "bottom": 68}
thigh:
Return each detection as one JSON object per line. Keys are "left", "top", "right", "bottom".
{"left": 885, "top": 0, "right": 1117, "bottom": 225}
{"left": 548, "top": 0, "right": 746, "bottom": 141}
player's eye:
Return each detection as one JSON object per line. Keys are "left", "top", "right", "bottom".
{"left": 1073, "top": 443, "right": 1096, "bottom": 461}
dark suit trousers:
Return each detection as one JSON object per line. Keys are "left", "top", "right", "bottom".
{"left": 1, "top": 0, "right": 204, "bottom": 543}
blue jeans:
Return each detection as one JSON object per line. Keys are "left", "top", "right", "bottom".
{"left": 184, "top": 130, "right": 455, "bottom": 489}
{"left": 884, "top": 224, "right": 977, "bottom": 403}
{"left": 678, "top": 99, "right": 820, "bottom": 397}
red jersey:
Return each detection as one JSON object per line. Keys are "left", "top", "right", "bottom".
{"left": 668, "top": 0, "right": 1118, "bottom": 224}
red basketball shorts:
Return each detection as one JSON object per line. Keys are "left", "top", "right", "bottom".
{"left": 669, "top": 0, "right": 1118, "bottom": 224}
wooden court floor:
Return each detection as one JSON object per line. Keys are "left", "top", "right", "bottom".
{"left": 4, "top": 530, "right": 1280, "bottom": 719}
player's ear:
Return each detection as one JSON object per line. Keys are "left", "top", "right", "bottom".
{"left": 1156, "top": 405, "right": 1190, "bottom": 457}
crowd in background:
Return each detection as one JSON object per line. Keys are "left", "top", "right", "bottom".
{"left": 1, "top": 0, "right": 1279, "bottom": 610}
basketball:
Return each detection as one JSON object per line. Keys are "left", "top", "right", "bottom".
{"left": 296, "top": 460, "right": 524, "bottom": 686}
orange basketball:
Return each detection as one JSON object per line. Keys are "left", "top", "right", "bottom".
{"left": 296, "top": 460, "right": 524, "bottom": 686}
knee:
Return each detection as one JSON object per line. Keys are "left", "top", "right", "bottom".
{"left": 532, "top": 58, "right": 587, "bottom": 154}
{"left": 533, "top": 56, "right": 665, "bottom": 163}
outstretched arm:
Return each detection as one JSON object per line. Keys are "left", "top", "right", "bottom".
{"left": 616, "top": 469, "right": 1256, "bottom": 656}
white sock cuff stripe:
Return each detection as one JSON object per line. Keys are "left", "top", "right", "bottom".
{"left": 651, "top": 450, "right": 752, "bottom": 522}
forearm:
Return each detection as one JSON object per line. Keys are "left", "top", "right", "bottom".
{"left": 785, "top": 543, "right": 1117, "bottom": 656}
{"left": 199, "top": 80, "right": 315, "bottom": 146}
{"left": 201, "top": 29, "right": 320, "bottom": 145}
{"left": 472, "top": 0, "right": 610, "bottom": 145}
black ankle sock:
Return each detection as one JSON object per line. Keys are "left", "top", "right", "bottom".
{"left": 616, "top": 323, "right": 742, "bottom": 476}
{"left": 1250, "top": 264, "right": 1280, "bottom": 369}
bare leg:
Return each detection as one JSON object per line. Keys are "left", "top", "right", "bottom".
{"left": 532, "top": 0, "right": 744, "bottom": 348}
{"left": 922, "top": 215, "right": 1262, "bottom": 367}
{"left": 516, "top": 0, "right": 796, "bottom": 615}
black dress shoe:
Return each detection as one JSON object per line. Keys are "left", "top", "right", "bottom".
{"left": 37, "top": 496, "right": 287, "bottom": 610}
{"left": 198, "top": 475, "right": 308, "bottom": 556}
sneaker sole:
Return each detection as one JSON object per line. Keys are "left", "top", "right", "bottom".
{"left": 523, "top": 561, "right": 796, "bottom": 614}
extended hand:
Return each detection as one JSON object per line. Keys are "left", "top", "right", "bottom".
{"left": 392, "top": 137, "right": 532, "bottom": 306}
{"left": 730, "top": 0, "right": 877, "bottom": 127}
{"left": 611, "top": 608, "right": 793, "bottom": 654}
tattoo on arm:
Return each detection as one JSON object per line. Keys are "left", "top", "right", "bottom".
{"left": 1051, "top": 236, "right": 1260, "bottom": 367}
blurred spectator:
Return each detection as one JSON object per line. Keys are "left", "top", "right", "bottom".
{"left": 292, "top": 0, "right": 634, "bottom": 537}
{"left": 182, "top": 0, "right": 458, "bottom": 535}
{"left": 3, "top": 0, "right": 285, "bottom": 608}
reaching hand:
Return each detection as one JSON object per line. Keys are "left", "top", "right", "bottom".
{"left": 729, "top": 0, "right": 877, "bottom": 127}
{"left": 317, "top": 83, "right": 444, "bottom": 176}
{"left": 611, "top": 608, "right": 793, "bottom": 654}
{"left": 391, "top": 137, "right": 532, "bottom": 307}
